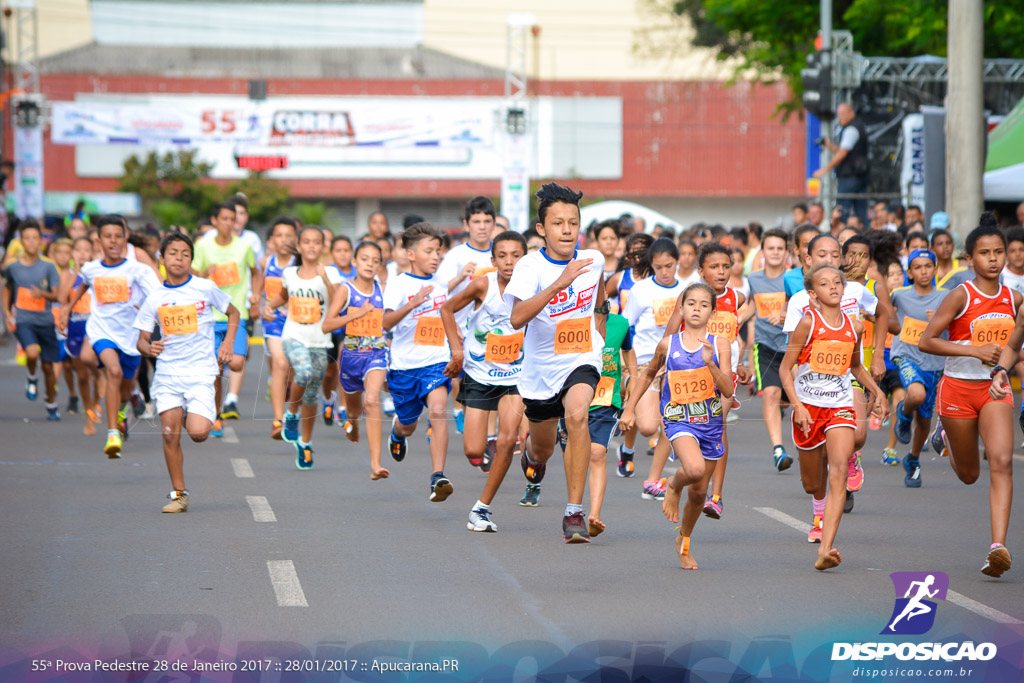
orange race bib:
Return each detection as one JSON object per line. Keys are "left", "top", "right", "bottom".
{"left": 707, "top": 311, "right": 738, "bottom": 342}
{"left": 485, "top": 331, "right": 523, "bottom": 363}
{"left": 289, "top": 297, "right": 322, "bottom": 325}
{"left": 971, "top": 317, "right": 1014, "bottom": 346}
{"left": 653, "top": 297, "right": 677, "bottom": 327}
{"left": 899, "top": 317, "right": 928, "bottom": 346}
{"left": 347, "top": 308, "right": 383, "bottom": 337}
{"left": 754, "top": 293, "right": 786, "bottom": 320}
{"left": 159, "top": 304, "right": 199, "bottom": 336}
{"left": 667, "top": 367, "right": 716, "bottom": 404}
{"left": 414, "top": 316, "right": 445, "bottom": 346}
{"left": 211, "top": 262, "right": 241, "bottom": 288}
{"left": 554, "top": 317, "right": 592, "bottom": 354}
{"left": 72, "top": 295, "right": 91, "bottom": 314}
{"left": 471, "top": 266, "right": 497, "bottom": 280}
{"left": 885, "top": 332, "right": 894, "bottom": 349}
{"left": 263, "top": 276, "right": 283, "bottom": 301}
{"left": 809, "top": 340, "right": 855, "bottom": 375}
{"left": 590, "top": 375, "right": 616, "bottom": 407}
{"left": 52, "top": 306, "right": 61, "bottom": 326}
{"left": 862, "top": 319, "right": 875, "bottom": 347}
{"left": 15, "top": 287, "right": 46, "bottom": 312}
{"left": 94, "top": 276, "right": 129, "bottom": 304}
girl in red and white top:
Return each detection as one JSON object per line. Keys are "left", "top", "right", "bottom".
{"left": 780, "top": 264, "right": 887, "bottom": 571}
{"left": 921, "top": 213, "right": 1020, "bottom": 579}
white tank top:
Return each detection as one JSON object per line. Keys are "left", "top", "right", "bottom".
{"left": 463, "top": 271, "right": 523, "bottom": 387}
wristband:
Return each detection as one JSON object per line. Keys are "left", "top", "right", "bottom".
{"left": 991, "top": 365, "right": 1008, "bottom": 379}
{"left": 594, "top": 305, "right": 610, "bottom": 314}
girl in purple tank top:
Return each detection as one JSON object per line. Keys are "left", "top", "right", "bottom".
{"left": 620, "top": 282, "right": 733, "bottom": 570}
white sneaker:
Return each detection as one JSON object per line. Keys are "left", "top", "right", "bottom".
{"left": 141, "top": 402, "right": 157, "bottom": 420}
{"left": 467, "top": 506, "right": 497, "bottom": 532}
{"left": 383, "top": 393, "right": 396, "bottom": 415}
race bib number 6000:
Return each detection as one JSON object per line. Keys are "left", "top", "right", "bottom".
{"left": 554, "top": 318, "right": 592, "bottom": 354}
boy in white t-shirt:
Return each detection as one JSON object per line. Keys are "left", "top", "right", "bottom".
{"left": 61, "top": 217, "right": 161, "bottom": 459}
{"left": 383, "top": 222, "right": 454, "bottom": 503}
{"left": 505, "top": 182, "right": 607, "bottom": 544}
{"left": 134, "top": 233, "right": 240, "bottom": 513}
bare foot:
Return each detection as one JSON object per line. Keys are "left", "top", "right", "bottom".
{"left": 815, "top": 548, "right": 842, "bottom": 571}
{"left": 345, "top": 421, "right": 360, "bottom": 443}
{"left": 83, "top": 419, "right": 95, "bottom": 436}
{"left": 371, "top": 466, "right": 390, "bottom": 480}
{"left": 662, "top": 483, "right": 681, "bottom": 523}
{"left": 587, "top": 516, "right": 606, "bottom": 537}
{"left": 676, "top": 535, "right": 698, "bottom": 570}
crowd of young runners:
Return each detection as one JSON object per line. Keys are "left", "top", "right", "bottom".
{"left": 2, "top": 189, "right": 1019, "bottom": 578}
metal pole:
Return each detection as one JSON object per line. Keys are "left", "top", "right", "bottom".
{"left": 945, "top": 0, "right": 984, "bottom": 243}
{"left": 819, "top": 0, "right": 834, "bottom": 213}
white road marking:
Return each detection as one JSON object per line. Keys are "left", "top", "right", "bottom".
{"left": 754, "top": 506, "right": 811, "bottom": 533}
{"left": 1014, "top": 454, "right": 1024, "bottom": 463}
{"left": 755, "top": 507, "right": 1024, "bottom": 626}
{"left": 246, "top": 495, "right": 277, "bottom": 522}
{"left": 947, "top": 590, "right": 1024, "bottom": 625}
{"left": 266, "top": 560, "right": 308, "bottom": 607}
{"left": 222, "top": 426, "right": 240, "bottom": 444}
{"left": 230, "top": 458, "right": 254, "bottom": 478}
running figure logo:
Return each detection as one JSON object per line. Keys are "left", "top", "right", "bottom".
{"left": 882, "top": 571, "right": 949, "bottom": 635}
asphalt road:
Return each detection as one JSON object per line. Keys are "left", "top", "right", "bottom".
{"left": 1, "top": 343, "right": 1022, "bottom": 681}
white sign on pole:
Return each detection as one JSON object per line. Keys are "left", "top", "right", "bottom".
{"left": 900, "top": 114, "right": 926, "bottom": 210}
{"left": 14, "top": 125, "right": 44, "bottom": 219}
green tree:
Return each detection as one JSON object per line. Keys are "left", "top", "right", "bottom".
{"left": 291, "top": 201, "right": 328, "bottom": 227}
{"left": 119, "top": 150, "right": 291, "bottom": 230}
{"left": 653, "top": 0, "right": 1024, "bottom": 114}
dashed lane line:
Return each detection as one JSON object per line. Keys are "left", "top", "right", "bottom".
{"left": 266, "top": 560, "right": 308, "bottom": 607}
{"left": 246, "top": 495, "right": 277, "bottom": 522}
{"left": 230, "top": 458, "right": 254, "bottom": 478}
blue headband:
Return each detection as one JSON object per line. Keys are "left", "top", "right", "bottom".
{"left": 908, "top": 249, "right": 936, "bottom": 266}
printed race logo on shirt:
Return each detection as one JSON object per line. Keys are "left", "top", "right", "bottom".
{"left": 548, "top": 284, "right": 597, "bottom": 318}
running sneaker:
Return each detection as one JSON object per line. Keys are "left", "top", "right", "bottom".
{"left": 931, "top": 425, "right": 947, "bottom": 457}
{"left": 454, "top": 410, "right": 465, "bottom": 434}
{"left": 725, "top": 411, "right": 739, "bottom": 424}
{"left": 25, "top": 376, "right": 38, "bottom": 400}
{"left": 881, "top": 447, "right": 900, "bottom": 466}
{"left": 220, "top": 400, "right": 240, "bottom": 420}
{"left": 562, "top": 511, "right": 591, "bottom": 544}
{"left": 104, "top": 432, "right": 122, "bottom": 459}
{"left": 467, "top": 506, "right": 497, "bottom": 532}
{"left": 430, "top": 473, "right": 454, "bottom": 502}
{"left": 295, "top": 442, "right": 314, "bottom": 470}
{"left": 981, "top": 544, "right": 1012, "bottom": 578}
{"left": 481, "top": 437, "right": 496, "bottom": 473}
{"left": 894, "top": 400, "right": 912, "bottom": 445}
{"left": 117, "top": 405, "right": 129, "bottom": 440}
{"left": 902, "top": 454, "right": 921, "bottom": 488}
{"left": 846, "top": 452, "right": 864, "bottom": 492}
{"left": 130, "top": 391, "right": 146, "bottom": 418}
{"left": 67, "top": 395, "right": 79, "bottom": 415}
{"left": 162, "top": 489, "right": 189, "bottom": 513}
{"left": 282, "top": 413, "right": 299, "bottom": 442}
{"left": 519, "top": 484, "right": 541, "bottom": 506}
{"left": 702, "top": 494, "right": 723, "bottom": 519}
{"left": 427, "top": 426, "right": 432, "bottom": 444}
{"left": 211, "top": 418, "right": 224, "bottom": 438}
{"left": 322, "top": 399, "right": 334, "bottom": 426}
{"left": 616, "top": 444, "right": 635, "bottom": 478}
{"left": 868, "top": 413, "right": 883, "bottom": 430}
{"left": 773, "top": 445, "right": 792, "bottom": 472}
{"left": 270, "top": 419, "right": 284, "bottom": 441}
{"left": 141, "top": 402, "right": 157, "bottom": 420}
{"left": 642, "top": 479, "right": 667, "bottom": 501}
{"left": 844, "top": 490, "right": 855, "bottom": 513}
{"left": 382, "top": 394, "right": 395, "bottom": 415}
{"left": 336, "top": 407, "right": 348, "bottom": 427}
{"left": 807, "top": 515, "right": 823, "bottom": 543}
{"left": 389, "top": 417, "right": 407, "bottom": 462}
{"left": 521, "top": 452, "right": 546, "bottom": 484}
{"left": 46, "top": 405, "right": 60, "bottom": 421}
{"left": 513, "top": 436, "right": 523, "bottom": 457}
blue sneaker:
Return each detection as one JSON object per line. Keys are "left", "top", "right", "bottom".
{"left": 283, "top": 412, "right": 299, "bottom": 442}
{"left": 930, "top": 425, "right": 947, "bottom": 457}
{"left": 296, "top": 442, "right": 314, "bottom": 470}
{"left": 26, "top": 376, "right": 38, "bottom": 401}
{"left": 773, "top": 445, "right": 792, "bottom": 472}
{"left": 881, "top": 447, "right": 900, "bottom": 466}
{"left": 902, "top": 454, "right": 921, "bottom": 488}
{"left": 894, "top": 400, "right": 912, "bottom": 445}
{"left": 46, "top": 405, "right": 60, "bottom": 421}
{"left": 211, "top": 418, "right": 224, "bottom": 438}
{"left": 454, "top": 410, "right": 465, "bottom": 434}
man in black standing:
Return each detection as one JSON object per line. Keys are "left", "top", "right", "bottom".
{"left": 814, "top": 102, "right": 870, "bottom": 225}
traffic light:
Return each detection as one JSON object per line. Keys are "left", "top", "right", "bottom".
{"left": 801, "top": 50, "right": 832, "bottom": 120}
{"left": 506, "top": 107, "right": 526, "bottom": 135}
